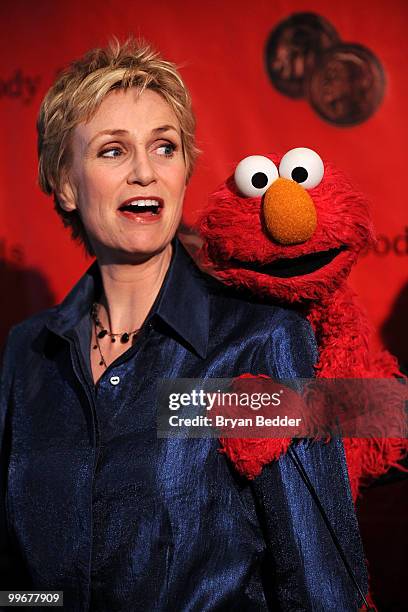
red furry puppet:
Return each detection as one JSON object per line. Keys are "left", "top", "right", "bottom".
{"left": 198, "top": 148, "right": 407, "bottom": 500}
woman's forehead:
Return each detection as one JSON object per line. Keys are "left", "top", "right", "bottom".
{"left": 75, "top": 88, "right": 181, "bottom": 145}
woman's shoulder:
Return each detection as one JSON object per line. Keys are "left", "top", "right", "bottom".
{"left": 200, "top": 269, "right": 310, "bottom": 333}
{"left": 198, "top": 271, "right": 318, "bottom": 377}
{"left": 2, "top": 306, "right": 59, "bottom": 357}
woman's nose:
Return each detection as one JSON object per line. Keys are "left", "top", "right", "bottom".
{"left": 262, "top": 177, "right": 317, "bottom": 245}
{"left": 127, "top": 153, "right": 156, "bottom": 186}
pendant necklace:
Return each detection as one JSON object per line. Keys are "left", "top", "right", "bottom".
{"left": 91, "top": 302, "right": 141, "bottom": 368}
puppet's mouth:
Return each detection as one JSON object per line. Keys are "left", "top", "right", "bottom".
{"left": 229, "top": 246, "right": 347, "bottom": 278}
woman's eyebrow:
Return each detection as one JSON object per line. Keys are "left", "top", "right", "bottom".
{"left": 151, "top": 124, "right": 179, "bottom": 134}
{"left": 86, "top": 125, "right": 179, "bottom": 150}
{"left": 86, "top": 129, "right": 129, "bottom": 149}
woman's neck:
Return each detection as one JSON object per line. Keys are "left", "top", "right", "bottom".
{"left": 96, "top": 244, "right": 172, "bottom": 333}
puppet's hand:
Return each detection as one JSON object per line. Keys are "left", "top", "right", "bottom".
{"left": 217, "top": 373, "right": 306, "bottom": 479}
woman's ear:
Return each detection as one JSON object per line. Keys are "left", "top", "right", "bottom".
{"left": 57, "top": 174, "right": 77, "bottom": 212}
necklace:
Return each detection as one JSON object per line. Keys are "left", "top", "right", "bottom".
{"left": 91, "top": 302, "right": 141, "bottom": 368}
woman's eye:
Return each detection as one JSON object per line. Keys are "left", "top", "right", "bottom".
{"left": 279, "top": 147, "right": 324, "bottom": 189}
{"left": 156, "top": 143, "right": 176, "bottom": 156}
{"left": 99, "top": 147, "right": 123, "bottom": 158}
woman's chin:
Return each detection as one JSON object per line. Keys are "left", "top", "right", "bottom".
{"left": 95, "top": 239, "right": 173, "bottom": 264}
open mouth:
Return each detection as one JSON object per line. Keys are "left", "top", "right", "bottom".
{"left": 229, "top": 246, "right": 347, "bottom": 278}
{"left": 118, "top": 198, "right": 163, "bottom": 220}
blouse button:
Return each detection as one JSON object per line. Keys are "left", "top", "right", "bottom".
{"left": 110, "top": 375, "right": 120, "bottom": 386}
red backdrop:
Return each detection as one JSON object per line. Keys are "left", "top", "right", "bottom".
{"left": 0, "top": 0, "right": 407, "bottom": 360}
{"left": 0, "top": 1, "right": 407, "bottom": 607}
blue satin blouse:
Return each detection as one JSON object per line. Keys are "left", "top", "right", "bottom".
{"left": 0, "top": 239, "right": 367, "bottom": 611}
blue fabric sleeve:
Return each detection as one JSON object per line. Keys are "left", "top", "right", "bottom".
{"left": 0, "top": 329, "right": 29, "bottom": 588}
{"left": 266, "top": 312, "right": 318, "bottom": 379}
{"left": 251, "top": 312, "right": 368, "bottom": 611}
{"left": 0, "top": 331, "right": 15, "bottom": 583}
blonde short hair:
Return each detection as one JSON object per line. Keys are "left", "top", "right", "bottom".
{"left": 37, "top": 38, "right": 198, "bottom": 255}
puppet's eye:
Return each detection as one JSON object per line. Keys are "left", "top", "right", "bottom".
{"left": 234, "top": 155, "right": 279, "bottom": 197}
{"left": 279, "top": 148, "right": 324, "bottom": 189}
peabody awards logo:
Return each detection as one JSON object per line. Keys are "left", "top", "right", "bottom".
{"left": 0, "top": 67, "right": 66, "bottom": 106}
{"left": 265, "top": 12, "right": 386, "bottom": 126}
{"left": 361, "top": 227, "right": 408, "bottom": 257}
{"left": 0, "top": 69, "right": 41, "bottom": 105}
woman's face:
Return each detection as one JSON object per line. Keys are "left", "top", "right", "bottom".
{"left": 59, "top": 87, "right": 187, "bottom": 262}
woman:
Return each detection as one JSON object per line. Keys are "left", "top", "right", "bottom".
{"left": 0, "top": 39, "right": 367, "bottom": 611}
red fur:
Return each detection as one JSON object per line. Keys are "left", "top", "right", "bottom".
{"left": 198, "top": 153, "right": 407, "bottom": 499}
{"left": 218, "top": 437, "right": 291, "bottom": 480}
{"left": 216, "top": 374, "right": 292, "bottom": 479}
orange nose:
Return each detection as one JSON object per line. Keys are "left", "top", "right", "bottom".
{"left": 263, "top": 177, "right": 317, "bottom": 245}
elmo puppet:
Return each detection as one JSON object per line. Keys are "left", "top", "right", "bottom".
{"left": 198, "top": 148, "right": 407, "bottom": 501}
